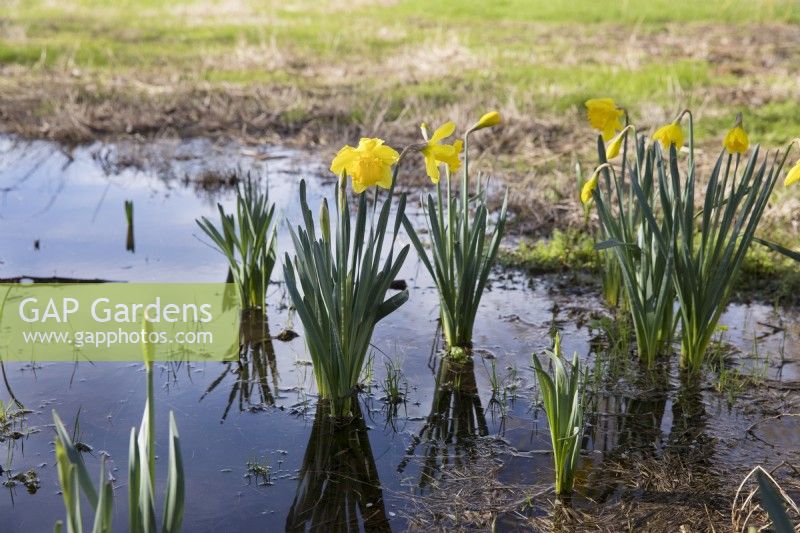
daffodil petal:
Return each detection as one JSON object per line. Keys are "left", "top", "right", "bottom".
{"left": 330, "top": 145, "right": 357, "bottom": 176}
{"left": 374, "top": 144, "right": 400, "bottom": 164}
{"left": 352, "top": 175, "right": 368, "bottom": 194}
{"left": 652, "top": 123, "right": 684, "bottom": 151}
{"left": 424, "top": 152, "right": 441, "bottom": 184}
{"left": 431, "top": 121, "right": 456, "bottom": 143}
{"left": 377, "top": 165, "right": 394, "bottom": 189}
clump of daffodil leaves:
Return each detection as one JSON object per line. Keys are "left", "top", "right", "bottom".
{"left": 582, "top": 98, "right": 798, "bottom": 374}
{"left": 402, "top": 111, "right": 508, "bottom": 360}
{"left": 285, "top": 136, "right": 410, "bottom": 419}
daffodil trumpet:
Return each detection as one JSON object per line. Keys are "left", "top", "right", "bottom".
{"left": 723, "top": 113, "right": 749, "bottom": 155}
{"left": 403, "top": 114, "right": 508, "bottom": 357}
{"left": 652, "top": 109, "right": 693, "bottom": 165}
{"left": 605, "top": 125, "right": 635, "bottom": 160}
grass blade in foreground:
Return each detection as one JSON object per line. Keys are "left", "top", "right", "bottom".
{"left": 284, "top": 139, "right": 410, "bottom": 419}
{"left": 532, "top": 334, "right": 584, "bottom": 496}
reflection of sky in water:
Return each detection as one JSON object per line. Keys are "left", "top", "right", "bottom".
{"left": 0, "top": 135, "right": 797, "bottom": 531}
{"left": 0, "top": 136, "right": 329, "bottom": 282}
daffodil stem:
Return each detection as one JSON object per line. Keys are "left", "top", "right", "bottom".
{"left": 678, "top": 108, "right": 694, "bottom": 170}
{"left": 462, "top": 133, "right": 470, "bottom": 252}
{"left": 778, "top": 138, "right": 800, "bottom": 170}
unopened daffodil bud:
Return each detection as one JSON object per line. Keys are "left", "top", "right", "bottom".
{"left": 606, "top": 131, "right": 625, "bottom": 159}
{"left": 320, "top": 198, "right": 331, "bottom": 242}
{"left": 470, "top": 111, "right": 501, "bottom": 132}
{"left": 581, "top": 170, "right": 600, "bottom": 205}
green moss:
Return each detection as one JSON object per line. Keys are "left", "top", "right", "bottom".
{"left": 501, "top": 228, "right": 800, "bottom": 304}
{"left": 500, "top": 229, "right": 597, "bottom": 273}
{"left": 737, "top": 243, "right": 800, "bottom": 305}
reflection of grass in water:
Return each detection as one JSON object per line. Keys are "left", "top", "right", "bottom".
{"left": 124, "top": 199, "right": 134, "bottom": 253}
{"left": 483, "top": 358, "right": 520, "bottom": 419}
{"left": 286, "top": 401, "right": 390, "bottom": 532}
{"left": 586, "top": 312, "right": 636, "bottom": 394}
{"left": 0, "top": 396, "right": 30, "bottom": 478}
{"left": 201, "top": 309, "right": 279, "bottom": 421}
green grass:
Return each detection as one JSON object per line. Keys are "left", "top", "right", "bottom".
{"left": 4, "top": 0, "right": 799, "bottom": 136}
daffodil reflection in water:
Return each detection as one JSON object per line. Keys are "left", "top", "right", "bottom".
{"left": 286, "top": 401, "right": 390, "bottom": 532}
{"left": 397, "top": 357, "right": 488, "bottom": 491}
{"left": 200, "top": 308, "right": 279, "bottom": 421}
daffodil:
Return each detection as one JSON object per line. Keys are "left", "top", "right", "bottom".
{"left": 585, "top": 98, "right": 624, "bottom": 141}
{"left": 652, "top": 121, "right": 684, "bottom": 151}
{"left": 421, "top": 121, "right": 464, "bottom": 184}
{"left": 723, "top": 114, "right": 748, "bottom": 154}
{"left": 786, "top": 159, "right": 800, "bottom": 187}
{"left": 470, "top": 111, "right": 501, "bottom": 132}
{"left": 606, "top": 131, "right": 625, "bottom": 159}
{"left": 330, "top": 138, "right": 400, "bottom": 194}
{"left": 581, "top": 171, "right": 599, "bottom": 205}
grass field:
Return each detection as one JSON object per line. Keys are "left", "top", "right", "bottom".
{"left": 1, "top": 0, "right": 799, "bottom": 283}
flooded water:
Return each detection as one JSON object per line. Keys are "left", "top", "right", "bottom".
{"left": 0, "top": 135, "right": 798, "bottom": 531}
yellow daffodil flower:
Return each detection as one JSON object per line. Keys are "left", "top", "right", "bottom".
{"left": 421, "top": 121, "right": 464, "bottom": 184}
{"left": 723, "top": 115, "right": 749, "bottom": 154}
{"left": 652, "top": 122, "right": 684, "bottom": 151}
{"left": 330, "top": 138, "right": 400, "bottom": 194}
{"left": 585, "top": 98, "right": 624, "bottom": 141}
{"left": 581, "top": 171, "right": 600, "bottom": 205}
{"left": 785, "top": 159, "right": 800, "bottom": 187}
{"left": 606, "top": 131, "right": 625, "bottom": 160}
{"left": 470, "top": 111, "right": 501, "bottom": 132}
